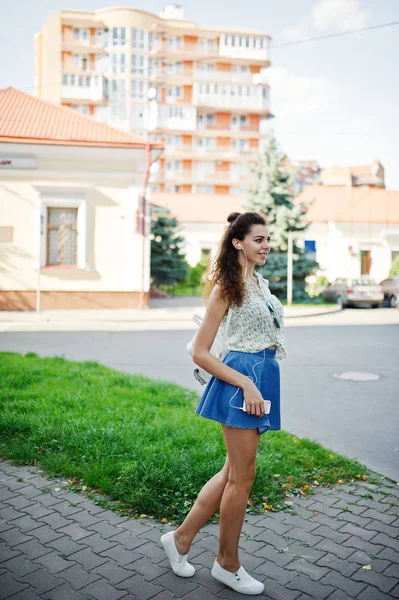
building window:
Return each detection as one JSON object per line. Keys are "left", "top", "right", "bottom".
{"left": 167, "top": 36, "right": 183, "bottom": 51}
{"left": 132, "top": 54, "right": 146, "bottom": 74}
{"left": 198, "top": 38, "right": 217, "bottom": 53}
{"left": 193, "top": 185, "right": 215, "bottom": 194}
{"left": 112, "top": 27, "right": 126, "bottom": 46}
{"left": 132, "top": 28, "right": 145, "bottom": 49}
{"left": 166, "top": 135, "right": 183, "bottom": 148}
{"left": 198, "top": 137, "right": 216, "bottom": 150}
{"left": 71, "top": 105, "right": 90, "bottom": 115}
{"left": 232, "top": 139, "right": 249, "bottom": 152}
{"left": 47, "top": 208, "right": 78, "bottom": 266}
{"left": 109, "top": 79, "right": 125, "bottom": 100}
{"left": 73, "top": 28, "right": 90, "bottom": 43}
{"left": 131, "top": 80, "right": 146, "bottom": 99}
{"left": 112, "top": 53, "right": 126, "bottom": 73}
{"left": 165, "top": 184, "right": 182, "bottom": 193}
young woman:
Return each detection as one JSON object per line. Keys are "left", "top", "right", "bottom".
{"left": 161, "top": 211, "right": 286, "bottom": 595}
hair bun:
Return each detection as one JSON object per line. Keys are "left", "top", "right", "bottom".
{"left": 227, "top": 212, "right": 241, "bottom": 224}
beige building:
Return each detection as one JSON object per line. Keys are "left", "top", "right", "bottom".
{"left": 0, "top": 87, "right": 162, "bottom": 310}
{"left": 34, "top": 4, "right": 271, "bottom": 201}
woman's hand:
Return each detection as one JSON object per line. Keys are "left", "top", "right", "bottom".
{"left": 241, "top": 378, "right": 266, "bottom": 417}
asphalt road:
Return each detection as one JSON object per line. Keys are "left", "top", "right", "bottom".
{"left": 1, "top": 310, "right": 398, "bottom": 482}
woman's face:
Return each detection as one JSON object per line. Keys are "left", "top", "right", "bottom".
{"left": 236, "top": 224, "right": 271, "bottom": 266}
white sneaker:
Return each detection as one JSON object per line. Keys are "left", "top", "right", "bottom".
{"left": 160, "top": 530, "right": 195, "bottom": 578}
{"left": 211, "top": 559, "right": 264, "bottom": 595}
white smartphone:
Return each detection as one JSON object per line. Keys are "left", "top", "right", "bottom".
{"left": 242, "top": 400, "right": 271, "bottom": 414}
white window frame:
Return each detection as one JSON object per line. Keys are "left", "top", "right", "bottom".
{"left": 132, "top": 27, "right": 146, "bottom": 50}
{"left": 38, "top": 192, "right": 87, "bottom": 269}
{"left": 112, "top": 27, "right": 126, "bottom": 47}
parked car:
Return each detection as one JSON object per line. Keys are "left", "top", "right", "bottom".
{"left": 380, "top": 276, "right": 399, "bottom": 308}
{"left": 321, "top": 277, "right": 384, "bottom": 308}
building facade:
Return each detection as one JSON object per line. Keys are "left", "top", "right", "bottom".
{"left": 34, "top": 4, "right": 272, "bottom": 200}
{"left": 0, "top": 87, "right": 161, "bottom": 310}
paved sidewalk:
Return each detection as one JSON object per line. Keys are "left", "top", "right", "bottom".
{"left": 0, "top": 304, "right": 340, "bottom": 333}
{"left": 1, "top": 460, "right": 398, "bottom": 600}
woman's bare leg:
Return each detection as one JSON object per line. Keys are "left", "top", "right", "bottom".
{"left": 217, "top": 426, "right": 260, "bottom": 572}
{"left": 174, "top": 455, "right": 230, "bottom": 555}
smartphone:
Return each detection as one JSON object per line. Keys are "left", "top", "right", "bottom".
{"left": 242, "top": 400, "right": 271, "bottom": 414}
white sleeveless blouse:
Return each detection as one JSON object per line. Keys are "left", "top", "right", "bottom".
{"left": 222, "top": 271, "right": 286, "bottom": 360}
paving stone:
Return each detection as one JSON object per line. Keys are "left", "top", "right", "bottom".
{"left": 0, "top": 526, "right": 34, "bottom": 547}
{"left": 253, "top": 559, "right": 297, "bottom": 585}
{"left": 0, "top": 488, "right": 18, "bottom": 502}
{"left": 108, "top": 529, "right": 147, "bottom": 550}
{"left": 81, "top": 531, "right": 119, "bottom": 554}
{"left": 285, "top": 558, "right": 330, "bottom": 581}
{"left": 318, "top": 569, "right": 367, "bottom": 597}
{"left": 381, "top": 562, "right": 399, "bottom": 578}
{"left": 356, "top": 586, "right": 397, "bottom": 600}
{"left": 372, "top": 532, "right": 399, "bottom": 551}
{"left": 4, "top": 495, "right": 35, "bottom": 510}
{"left": 124, "top": 555, "right": 168, "bottom": 581}
{"left": 191, "top": 549, "right": 216, "bottom": 569}
{"left": 56, "top": 522, "right": 96, "bottom": 542}
{"left": 390, "top": 583, "right": 399, "bottom": 599}
{"left": 119, "top": 518, "right": 154, "bottom": 535}
{"left": 7, "top": 485, "right": 43, "bottom": 499}
{"left": 332, "top": 512, "right": 373, "bottom": 528}
{"left": 254, "top": 543, "right": 293, "bottom": 567}
{"left": 26, "top": 476, "right": 59, "bottom": 489}
{"left": 141, "top": 571, "right": 196, "bottom": 598}
{"left": 48, "top": 491, "right": 86, "bottom": 504}
{"left": 0, "top": 546, "right": 22, "bottom": 563}
{"left": 0, "top": 505, "right": 25, "bottom": 522}
{"left": 305, "top": 500, "right": 343, "bottom": 517}
{"left": 68, "top": 547, "right": 109, "bottom": 571}
{"left": 274, "top": 515, "right": 321, "bottom": 533}
{"left": 87, "top": 520, "right": 123, "bottom": 539}
{"left": 22, "top": 502, "right": 55, "bottom": 519}
{"left": 8, "top": 514, "right": 44, "bottom": 532}
{"left": 100, "top": 544, "right": 141, "bottom": 566}
{"left": 286, "top": 572, "right": 334, "bottom": 599}
{"left": 29, "top": 524, "right": 65, "bottom": 544}
{"left": 39, "top": 512, "right": 73, "bottom": 530}
{"left": 351, "top": 567, "right": 398, "bottom": 594}
{"left": 253, "top": 515, "right": 295, "bottom": 536}
{"left": 313, "top": 537, "right": 355, "bottom": 560}
{"left": 281, "top": 527, "right": 324, "bottom": 547}
{"left": 5, "top": 588, "right": 42, "bottom": 600}
{"left": 316, "top": 554, "right": 361, "bottom": 578}
{"left": 42, "top": 582, "right": 88, "bottom": 600}
{"left": 1, "top": 554, "right": 41, "bottom": 577}
{"left": 326, "top": 589, "right": 356, "bottom": 600}
{"left": 18, "top": 565, "right": 65, "bottom": 595}
{"left": 101, "top": 511, "right": 129, "bottom": 526}
{"left": 0, "top": 571, "right": 29, "bottom": 599}
{"left": 45, "top": 536, "right": 86, "bottom": 557}
{"left": 14, "top": 537, "right": 54, "bottom": 560}
{"left": 285, "top": 541, "right": 327, "bottom": 562}
{"left": 90, "top": 559, "right": 135, "bottom": 585}
{"left": 132, "top": 541, "right": 169, "bottom": 564}
{"left": 49, "top": 500, "right": 85, "bottom": 518}
{"left": 4, "top": 478, "right": 32, "bottom": 491}
{"left": 33, "top": 551, "right": 76, "bottom": 574}
{"left": 360, "top": 508, "right": 398, "bottom": 525}
{"left": 68, "top": 509, "right": 102, "bottom": 528}
{"left": 58, "top": 563, "right": 102, "bottom": 589}
{"left": 79, "top": 577, "right": 127, "bottom": 600}
{"left": 182, "top": 586, "right": 223, "bottom": 600}
{"left": 363, "top": 519, "right": 399, "bottom": 538}
{"left": 191, "top": 565, "right": 225, "bottom": 594}
{"left": 376, "top": 547, "right": 399, "bottom": 563}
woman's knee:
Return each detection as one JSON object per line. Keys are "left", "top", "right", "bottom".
{"left": 228, "top": 463, "right": 256, "bottom": 489}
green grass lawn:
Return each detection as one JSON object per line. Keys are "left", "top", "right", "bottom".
{"left": 0, "top": 352, "right": 383, "bottom": 524}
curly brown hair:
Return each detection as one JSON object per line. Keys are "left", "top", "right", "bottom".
{"left": 205, "top": 211, "right": 267, "bottom": 307}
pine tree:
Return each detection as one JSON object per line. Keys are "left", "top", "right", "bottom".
{"left": 246, "top": 136, "right": 318, "bottom": 301}
{"left": 150, "top": 208, "right": 188, "bottom": 288}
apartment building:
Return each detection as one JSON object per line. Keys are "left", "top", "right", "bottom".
{"left": 34, "top": 4, "right": 272, "bottom": 198}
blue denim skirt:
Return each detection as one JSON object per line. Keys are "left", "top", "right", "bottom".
{"left": 195, "top": 348, "right": 281, "bottom": 435}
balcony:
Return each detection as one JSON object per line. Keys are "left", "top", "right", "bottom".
{"left": 148, "top": 103, "right": 197, "bottom": 132}
{"left": 149, "top": 68, "right": 194, "bottom": 84}
{"left": 194, "top": 70, "right": 263, "bottom": 84}
{"left": 149, "top": 42, "right": 218, "bottom": 59}
{"left": 61, "top": 74, "right": 108, "bottom": 104}
{"left": 193, "top": 91, "right": 270, "bottom": 114}
{"left": 159, "top": 169, "right": 250, "bottom": 184}
{"left": 164, "top": 144, "right": 258, "bottom": 161}
{"left": 218, "top": 40, "right": 269, "bottom": 64}
{"left": 61, "top": 38, "right": 107, "bottom": 55}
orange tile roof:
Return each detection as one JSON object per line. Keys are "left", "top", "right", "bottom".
{"left": 0, "top": 87, "right": 162, "bottom": 149}
{"left": 151, "top": 192, "right": 245, "bottom": 223}
{"left": 153, "top": 187, "right": 399, "bottom": 225}
{"left": 297, "top": 186, "right": 399, "bottom": 225}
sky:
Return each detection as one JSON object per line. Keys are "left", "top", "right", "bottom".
{"left": 0, "top": 0, "right": 398, "bottom": 188}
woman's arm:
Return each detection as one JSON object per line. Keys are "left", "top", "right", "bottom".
{"left": 193, "top": 284, "right": 265, "bottom": 416}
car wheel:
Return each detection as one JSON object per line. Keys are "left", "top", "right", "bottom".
{"left": 371, "top": 304, "right": 380, "bottom": 309}
{"left": 336, "top": 296, "right": 345, "bottom": 309}
{"left": 389, "top": 295, "right": 397, "bottom": 308}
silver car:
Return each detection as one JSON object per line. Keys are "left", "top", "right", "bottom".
{"left": 322, "top": 277, "right": 384, "bottom": 308}
{"left": 380, "top": 276, "right": 399, "bottom": 308}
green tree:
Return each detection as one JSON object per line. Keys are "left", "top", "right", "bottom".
{"left": 389, "top": 256, "right": 399, "bottom": 277}
{"left": 246, "top": 136, "right": 318, "bottom": 301}
{"left": 150, "top": 209, "right": 188, "bottom": 288}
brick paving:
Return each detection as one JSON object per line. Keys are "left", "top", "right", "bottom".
{"left": 0, "top": 460, "right": 398, "bottom": 599}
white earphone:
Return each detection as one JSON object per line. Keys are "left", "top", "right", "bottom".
{"left": 237, "top": 243, "right": 243, "bottom": 250}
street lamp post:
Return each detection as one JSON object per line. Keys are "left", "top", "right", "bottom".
{"left": 287, "top": 231, "right": 293, "bottom": 307}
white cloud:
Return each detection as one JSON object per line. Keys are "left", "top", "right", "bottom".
{"left": 311, "top": 0, "right": 371, "bottom": 32}
{"left": 268, "top": 67, "right": 339, "bottom": 116}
